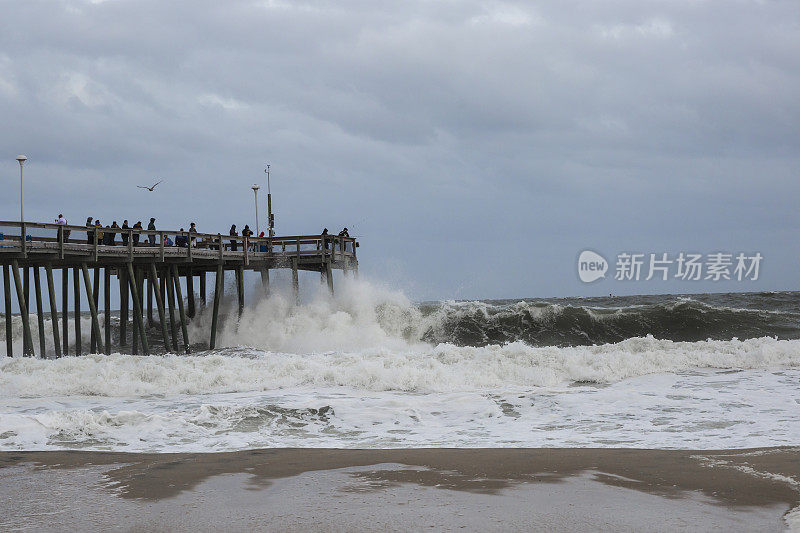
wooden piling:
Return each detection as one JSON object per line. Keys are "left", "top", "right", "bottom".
{"left": 210, "top": 264, "right": 223, "bottom": 349}
{"left": 147, "top": 278, "right": 154, "bottom": 328}
{"left": 4, "top": 264, "right": 13, "bottom": 357}
{"left": 165, "top": 267, "right": 179, "bottom": 352}
{"left": 172, "top": 265, "right": 190, "bottom": 353}
{"left": 33, "top": 267, "right": 47, "bottom": 357}
{"left": 199, "top": 272, "right": 206, "bottom": 305}
{"left": 119, "top": 268, "right": 128, "bottom": 346}
{"left": 23, "top": 266, "right": 29, "bottom": 318}
{"left": 131, "top": 271, "right": 139, "bottom": 354}
{"left": 45, "top": 264, "right": 62, "bottom": 358}
{"left": 260, "top": 268, "right": 270, "bottom": 297}
{"left": 73, "top": 266, "right": 81, "bottom": 356}
{"left": 104, "top": 268, "right": 111, "bottom": 355}
{"left": 90, "top": 267, "right": 100, "bottom": 353}
{"left": 11, "top": 261, "right": 33, "bottom": 356}
{"left": 61, "top": 268, "right": 68, "bottom": 356}
{"left": 126, "top": 263, "right": 149, "bottom": 355}
{"left": 291, "top": 258, "right": 299, "bottom": 305}
{"left": 147, "top": 263, "right": 171, "bottom": 352}
{"left": 186, "top": 269, "right": 195, "bottom": 318}
{"left": 22, "top": 266, "right": 30, "bottom": 354}
{"left": 236, "top": 265, "right": 244, "bottom": 317}
{"left": 326, "top": 261, "right": 334, "bottom": 295}
{"left": 81, "top": 264, "right": 103, "bottom": 354}
{"left": 137, "top": 267, "right": 146, "bottom": 351}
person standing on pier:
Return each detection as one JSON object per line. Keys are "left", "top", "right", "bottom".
{"left": 86, "top": 217, "right": 94, "bottom": 244}
{"left": 133, "top": 221, "right": 143, "bottom": 246}
{"left": 189, "top": 222, "right": 198, "bottom": 247}
{"left": 148, "top": 218, "right": 157, "bottom": 246}
{"left": 94, "top": 220, "right": 103, "bottom": 245}
{"left": 109, "top": 221, "right": 120, "bottom": 246}
{"left": 56, "top": 214, "right": 70, "bottom": 242}
{"left": 242, "top": 225, "right": 253, "bottom": 250}
{"left": 121, "top": 220, "right": 130, "bottom": 246}
{"left": 230, "top": 224, "right": 238, "bottom": 251}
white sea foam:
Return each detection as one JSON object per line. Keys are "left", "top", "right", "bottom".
{"left": 1, "top": 335, "right": 799, "bottom": 397}
{"left": 2, "top": 279, "right": 800, "bottom": 452}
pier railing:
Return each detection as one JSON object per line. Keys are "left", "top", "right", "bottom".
{"left": 0, "top": 221, "right": 357, "bottom": 265}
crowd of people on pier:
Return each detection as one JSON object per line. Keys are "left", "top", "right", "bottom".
{"left": 53, "top": 214, "right": 351, "bottom": 250}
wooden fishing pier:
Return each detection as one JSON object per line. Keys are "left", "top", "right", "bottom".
{"left": 0, "top": 221, "right": 358, "bottom": 357}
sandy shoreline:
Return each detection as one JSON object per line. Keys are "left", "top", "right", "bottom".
{"left": 2, "top": 447, "right": 798, "bottom": 531}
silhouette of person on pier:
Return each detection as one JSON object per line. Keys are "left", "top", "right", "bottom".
{"left": 121, "top": 220, "right": 130, "bottom": 246}
{"left": 133, "top": 221, "right": 143, "bottom": 246}
{"left": 148, "top": 218, "right": 156, "bottom": 246}
{"left": 86, "top": 217, "right": 94, "bottom": 244}
{"left": 230, "top": 224, "right": 238, "bottom": 251}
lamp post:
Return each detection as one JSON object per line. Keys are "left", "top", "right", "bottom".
{"left": 251, "top": 184, "right": 260, "bottom": 236}
{"left": 265, "top": 164, "right": 274, "bottom": 237}
{"left": 16, "top": 155, "right": 27, "bottom": 223}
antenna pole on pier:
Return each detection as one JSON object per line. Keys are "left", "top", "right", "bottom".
{"left": 265, "top": 164, "right": 274, "bottom": 238}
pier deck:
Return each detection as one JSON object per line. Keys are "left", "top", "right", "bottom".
{"left": 0, "top": 221, "right": 358, "bottom": 358}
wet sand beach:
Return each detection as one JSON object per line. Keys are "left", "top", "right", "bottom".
{"left": 1, "top": 447, "right": 798, "bottom": 531}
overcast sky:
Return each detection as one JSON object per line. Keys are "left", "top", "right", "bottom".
{"left": 1, "top": 0, "right": 798, "bottom": 300}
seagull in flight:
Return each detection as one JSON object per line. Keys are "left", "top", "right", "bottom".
{"left": 137, "top": 180, "right": 163, "bottom": 191}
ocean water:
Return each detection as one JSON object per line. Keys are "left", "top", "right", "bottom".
{"left": 1, "top": 281, "right": 799, "bottom": 452}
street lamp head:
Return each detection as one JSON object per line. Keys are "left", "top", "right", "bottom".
{"left": 252, "top": 184, "right": 260, "bottom": 192}
{"left": 16, "top": 155, "right": 27, "bottom": 166}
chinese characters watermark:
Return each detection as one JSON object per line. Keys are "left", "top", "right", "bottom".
{"left": 578, "top": 251, "right": 762, "bottom": 283}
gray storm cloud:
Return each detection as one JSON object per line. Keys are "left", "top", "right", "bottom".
{"left": 1, "top": 0, "right": 798, "bottom": 299}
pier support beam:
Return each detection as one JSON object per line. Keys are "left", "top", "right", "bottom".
{"left": 325, "top": 260, "right": 334, "bottom": 296}
{"left": 45, "top": 265, "right": 62, "bottom": 358}
{"left": 186, "top": 269, "right": 195, "bottom": 319}
{"left": 137, "top": 268, "right": 146, "bottom": 351}
{"left": 61, "top": 268, "right": 68, "bottom": 356}
{"left": 165, "top": 267, "right": 179, "bottom": 352}
{"left": 90, "top": 267, "right": 99, "bottom": 353}
{"left": 4, "top": 265, "right": 13, "bottom": 357}
{"left": 172, "top": 265, "right": 190, "bottom": 353}
{"left": 33, "top": 268, "right": 46, "bottom": 357}
{"left": 148, "top": 264, "right": 171, "bottom": 352}
{"left": 236, "top": 265, "right": 244, "bottom": 318}
{"left": 259, "top": 268, "right": 270, "bottom": 297}
{"left": 131, "top": 271, "right": 138, "bottom": 355}
{"left": 11, "top": 261, "right": 33, "bottom": 357}
{"left": 23, "top": 266, "right": 30, "bottom": 354}
{"left": 291, "top": 259, "right": 299, "bottom": 305}
{"left": 73, "top": 266, "right": 81, "bottom": 356}
{"left": 210, "top": 264, "right": 223, "bottom": 349}
{"left": 119, "top": 269, "right": 128, "bottom": 347}
{"left": 127, "top": 263, "right": 149, "bottom": 355}
{"left": 81, "top": 264, "right": 103, "bottom": 354}
{"left": 199, "top": 272, "right": 206, "bottom": 305}
{"left": 147, "top": 278, "right": 154, "bottom": 328}
{"left": 104, "top": 268, "right": 111, "bottom": 355}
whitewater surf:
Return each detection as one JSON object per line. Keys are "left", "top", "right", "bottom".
{"left": 1, "top": 280, "right": 799, "bottom": 452}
